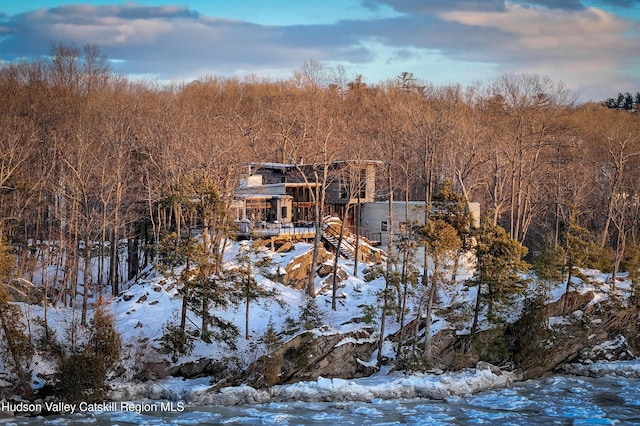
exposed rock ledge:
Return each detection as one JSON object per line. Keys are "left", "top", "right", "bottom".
{"left": 110, "top": 289, "right": 638, "bottom": 406}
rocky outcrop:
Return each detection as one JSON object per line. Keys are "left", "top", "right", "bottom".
{"left": 280, "top": 247, "right": 331, "bottom": 289}
{"left": 238, "top": 327, "right": 378, "bottom": 389}
{"left": 421, "top": 290, "right": 640, "bottom": 380}
{"left": 159, "top": 289, "right": 638, "bottom": 396}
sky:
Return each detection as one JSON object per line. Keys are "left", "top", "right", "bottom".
{"left": 0, "top": 1, "right": 639, "bottom": 101}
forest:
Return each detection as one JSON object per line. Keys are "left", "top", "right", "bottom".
{"left": 0, "top": 43, "right": 640, "bottom": 399}
{"left": 1, "top": 43, "right": 639, "bottom": 282}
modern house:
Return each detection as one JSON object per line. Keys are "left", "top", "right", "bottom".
{"left": 232, "top": 161, "right": 480, "bottom": 249}
{"left": 232, "top": 160, "right": 378, "bottom": 226}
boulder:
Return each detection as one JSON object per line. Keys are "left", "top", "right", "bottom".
{"left": 281, "top": 247, "right": 331, "bottom": 289}
{"left": 241, "top": 328, "right": 378, "bottom": 389}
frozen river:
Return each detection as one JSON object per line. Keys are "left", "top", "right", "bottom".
{"left": 4, "top": 374, "right": 640, "bottom": 425}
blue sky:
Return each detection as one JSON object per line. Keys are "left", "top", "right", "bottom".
{"left": 1, "top": 0, "right": 639, "bottom": 101}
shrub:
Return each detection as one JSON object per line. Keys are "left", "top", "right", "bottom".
{"left": 533, "top": 244, "right": 565, "bottom": 282}
{"left": 299, "top": 295, "right": 323, "bottom": 330}
{"left": 159, "top": 320, "right": 196, "bottom": 363}
{"left": 361, "top": 304, "right": 377, "bottom": 325}
{"left": 55, "top": 299, "right": 121, "bottom": 402}
{"left": 56, "top": 352, "right": 107, "bottom": 403}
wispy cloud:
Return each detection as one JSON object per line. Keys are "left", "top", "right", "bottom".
{"left": 0, "top": 1, "right": 638, "bottom": 100}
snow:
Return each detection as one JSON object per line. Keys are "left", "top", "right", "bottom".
{"left": 7, "top": 228, "right": 640, "bottom": 413}
{"left": 562, "top": 360, "right": 640, "bottom": 378}
{"left": 104, "top": 364, "right": 517, "bottom": 406}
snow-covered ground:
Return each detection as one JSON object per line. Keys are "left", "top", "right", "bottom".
{"left": 108, "top": 364, "right": 517, "bottom": 406}
{"left": 8, "top": 234, "right": 640, "bottom": 409}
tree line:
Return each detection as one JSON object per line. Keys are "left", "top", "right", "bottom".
{"left": 1, "top": 42, "right": 640, "bottom": 397}
{"left": 1, "top": 46, "right": 638, "bottom": 283}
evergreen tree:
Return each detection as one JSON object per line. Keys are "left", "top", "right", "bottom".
{"left": 299, "top": 294, "right": 323, "bottom": 330}
{"left": 158, "top": 232, "right": 238, "bottom": 347}
{"left": 431, "top": 180, "right": 476, "bottom": 284}
{"left": 413, "top": 218, "right": 461, "bottom": 364}
{"left": 561, "top": 208, "right": 592, "bottom": 314}
{"left": 258, "top": 318, "right": 282, "bottom": 353}
{"left": 471, "top": 218, "right": 529, "bottom": 334}
{"left": 0, "top": 238, "right": 34, "bottom": 398}
{"left": 55, "top": 299, "right": 121, "bottom": 402}
{"left": 232, "top": 243, "right": 279, "bottom": 340}
{"left": 184, "top": 246, "right": 238, "bottom": 346}
{"left": 623, "top": 92, "right": 634, "bottom": 110}
{"left": 605, "top": 97, "right": 618, "bottom": 109}
{"left": 159, "top": 316, "right": 196, "bottom": 362}
{"left": 86, "top": 298, "right": 121, "bottom": 372}
{"left": 533, "top": 239, "right": 566, "bottom": 283}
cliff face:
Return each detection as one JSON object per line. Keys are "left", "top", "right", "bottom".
{"left": 167, "top": 288, "right": 639, "bottom": 390}
{"left": 427, "top": 290, "right": 640, "bottom": 380}
{"left": 236, "top": 291, "right": 638, "bottom": 388}
{"left": 239, "top": 328, "right": 378, "bottom": 389}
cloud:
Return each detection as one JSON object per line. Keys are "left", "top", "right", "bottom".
{"left": 0, "top": 1, "right": 637, "bottom": 100}
{"left": 363, "top": 0, "right": 507, "bottom": 13}
{"left": 0, "top": 4, "right": 370, "bottom": 79}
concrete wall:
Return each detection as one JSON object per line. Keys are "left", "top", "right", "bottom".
{"left": 360, "top": 201, "right": 480, "bottom": 248}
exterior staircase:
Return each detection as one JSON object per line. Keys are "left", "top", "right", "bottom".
{"left": 321, "top": 219, "right": 356, "bottom": 260}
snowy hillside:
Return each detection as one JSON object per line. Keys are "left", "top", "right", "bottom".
{"left": 4, "top": 231, "right": 639, "bottom": 408}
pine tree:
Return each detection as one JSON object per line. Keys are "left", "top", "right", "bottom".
{"left": 160, "top": 316, "right": 195, "bottom": 362}
{"left": 232, "top": 243, "right": 279, "bottom": 340}
{"left": 0, "top": 238, "right": 34, "bottom": 398}
{"left": 414, "top": 218, "right": 461, "bottom": 364}
{"left": 561, "top": 208, "right": 592, "bottom": 314}
{"left": 158, "top": 232, "right": 238, "bottom": 347}
{"left": 55, "top": 298, "right": 121, "bottom": 402}
{"left": 86, "top": 298, "right": 121, "bottom": 371}
{"left": 623, "top": 92, "right": 634, "bottom": 110}
{"left": 471, "top": 218, "right": 529, "bottom": 334}
{"left": 533, "top": 240, "right": 566, "bottom": 283}
{"left": 431, "top": 180, "right": 476, "bottom": 284}
{"left": 299, "top": 294, "right": 323, "bottom": 330}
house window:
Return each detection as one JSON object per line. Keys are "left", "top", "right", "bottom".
{"left": 381, "top": 221, "right": 388, "bottom": 232}
{"left": 281, "top": 206, "right": 288, "bottom": 219}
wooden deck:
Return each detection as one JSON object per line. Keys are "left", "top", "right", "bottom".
{"left": 235, "top": 224, "right": 317, "bottom": 240}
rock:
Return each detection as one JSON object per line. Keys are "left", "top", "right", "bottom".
{"left": 281, "top": 247, "right": 331, "bottom": 289}
{"left": 547, "top": 291, "right": 595, "bottom": 317}
{"left": 240, "top": 328, "right": 378, "bottom": 389}
{"left": 133, "top": 360, "right": 171, "bottom": 381}
{"left": 316, "top": 262, "right": 334, "bottom": 278}
{"left": 476, "top": 361, "right": 502, "bottom": 375}
{"left": 276, "top": 242, "right": 294, "bottom": 253}
{"left": 170, "top": 358, "right": 237, "bottom": 380}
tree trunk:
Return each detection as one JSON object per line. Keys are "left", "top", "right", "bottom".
{"left": 331, "top": 204, "right": 350, "bottom": 311}
{"left": 563, "top": 262, "right": 574, "bottom": 315}
{"left": 127, "top": 238, "right": 139, "bottom": 281}
{"left": 81, "top": 236, "right": 91, "bottom": 326}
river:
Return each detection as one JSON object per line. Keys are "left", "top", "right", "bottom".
{"left": 4, "top": 375, "right": 640, "bottom": 425}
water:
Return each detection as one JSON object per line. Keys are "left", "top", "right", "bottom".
{"left": 5, "top": 375, "right": 640, "bottom": 425}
